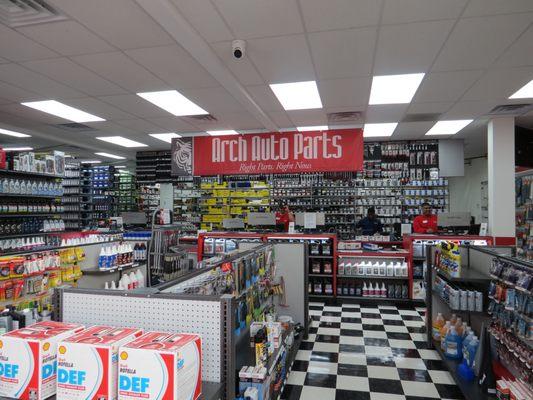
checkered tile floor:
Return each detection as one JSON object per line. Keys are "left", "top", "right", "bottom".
{"left": 281, "top": 302, "right": 465, "bottom": 400}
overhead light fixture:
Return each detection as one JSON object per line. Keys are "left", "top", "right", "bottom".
{"left": 21, "top": 100, "right": 105, "bottom": 122}
{"left": 137, "top": 90, "right": 208, "bottom": 116}
{"left": 206, "top": 130, "right": 239, "bottom": 136}
{"left": 80, "top": 160, "right": 102, "bottom": 164}
{"left": 509, "top": 79, "right": 533, "bottom": 99}
{"left": 149, "top": 133, "right": 182, "bottom": 143}
{"left": 425, "top": 119, "right": 473, "bottom": 136}
{"left": 2, "top": 146, "right": 33, "bottom": 151}
{"left": 369, "top": 73, "right": 425, "bottom": 105}
{"left": 96, "top": 136, "right": 148, "bottom": 148}
{"left": 95, "top": 152, "right": 126, "bottom": 160}
{"left": 269, "top": 81, "right": 323, "bottom": 110}
{"left": 363, "top": 123, "right": 398, "bottom": 137}
{"left": 0, "top": 128, "right": 31, "bottom": 138}
{"left": 297, "top": 125, "right": 328, "bottom": 132}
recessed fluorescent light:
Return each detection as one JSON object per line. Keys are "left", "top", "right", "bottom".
{"left": 509, "top": 79, "right": 533, "bottom": 99}
{"left": 269, "top": 81, "right": 323, "bottom": 110}
{"left": 369, "top": 73, "right": 425, "bottom": 105}
{"left": 96, "top": 136, "right": 148, "bottom": 148}
{"left": 425, "top": 119, "right": 473, "bottom": 136}
{"left": 137, "top": 90, "right": 208, "bottom": 116}
{"left": 114, "top": 165, "right": 126, "bottom": 168}
{"left": 2, "top": 146, "right": 33, "bottom": 151}
{"left": 149, "top": 133, "right": 182, "bottom": 143}
{"left": 80, "top": 160, "right": 101, "bottom": 164}
{"left": 95, "top": 152, "right": 126, "bottom": 160}
{"left": 297, "top": 125, "right": 328, "bottom": 132}
{"left": 206, "top": 130, "right": 239, "bottom": 136}
{"left": 363, "top": 123, "right": 398, "bottom": 137}
{"left": 0, "top": 128, "right": 31, "bottom": 138}
{"left": 21, "top": 100, "right": 105, "bottom": 122}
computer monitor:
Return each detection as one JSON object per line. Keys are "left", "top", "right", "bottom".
{"left": 437, "top": 212, "right": 471, "bottom": 228}
{"left": 247, "top": 212, "right": 276, "bottom": 226}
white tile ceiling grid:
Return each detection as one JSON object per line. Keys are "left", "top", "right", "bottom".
{"left": 0, "top": 0, "right": 530, "bottom": 159}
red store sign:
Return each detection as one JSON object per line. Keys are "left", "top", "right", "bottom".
{"left": 172, "top": 129, "right": 363, "bottom": 176}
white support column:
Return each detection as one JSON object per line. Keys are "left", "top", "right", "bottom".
{"left": 487, "top": 117, "right": 516, "bottom": 244}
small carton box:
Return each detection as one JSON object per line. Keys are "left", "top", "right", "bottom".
{"left": 118, "top": 332, "right": 202, "bottom": 400}
{"left": 0, "top": 321, "right": 84, "bottom": 400}
{"left": 56, "top": 326, "right": 143, "bottom": 400}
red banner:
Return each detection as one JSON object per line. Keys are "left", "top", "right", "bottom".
{"left": 189, "top": 129, "right": 363, "bottom": 176}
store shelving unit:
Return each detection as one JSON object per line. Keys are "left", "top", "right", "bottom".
{"left": 117, "top": 171, "right": 137, "bottom": 213}
{"left": 515, "top": 169, "right": 533, "bottom": 260}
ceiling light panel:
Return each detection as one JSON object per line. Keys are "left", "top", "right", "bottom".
{"left": 206, "top": 130, "right": 239, "bottom": 136}
{"left": 297, "top": 125, "right": 328, "bottom": 132}
{"left": 149, "top": 133, "right": 182, "bottom": 143}
{"left": 363, "top": 123, "right": 398, "bottom": 137}
{"left": 137, "top": 90, "right": 208, "bottom": 116}
{"left": 96, "top": 136, "right": 148, "bottom": 148}
{"left": 95, "top": 152, "right": 126, "bottom": 160}
{"left": 80, "top": 160, "right": 102, "bottom": 164}
{"left": 21, "top": 100, "right": 105, "bottom": 122}
{"left": 0, "top": 128, "right": 31, "bottom": 138}
{"left": 269, "top": 81, "right": 323, "bottom": 110}
{"left": 425, "top": 119, "right": 473, "bottom": 136}
{"left": 509, "top": 79, "right": 533, "bottom": 99}
{"left": 369, "top": 73, "right": 425, "bottom": 105}
{"left": 2, "top": 147, "right": 33, "bottom": 151}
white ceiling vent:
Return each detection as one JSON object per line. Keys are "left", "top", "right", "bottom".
{"left": 51, "top": 123, "right": 97, "bottom": 132}
{"left": 185, "top": 114, "right": 218, "bottom": 122}
{"left": 0, "top": 0, "right": 66, "bottom": 27}
{"left": 487, "top": 104, "right": 533, "bottom": 116}
{"left": 327, "top": 111, "right": 364, "bottom": 124}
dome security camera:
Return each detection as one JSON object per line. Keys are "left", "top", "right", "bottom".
{"left": 232, "top": 40, "right": 246, "bottom": 59}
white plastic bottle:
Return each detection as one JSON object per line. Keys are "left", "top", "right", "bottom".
{"left": 381, "top": 282, "right": 387, "bottom": 298}
{"left": 362, "top": 282, "right": 368, "bottom": 297}
{"left": 121, "top": 273, "right": 131, "bottom": 290}
{"left": 135, "top": 269, "right": 144, "bottom": 288}
{"left": 128, "top": 272, "right": 138, "bottom": 289}
{"left": 402, "top": 261, "right": 408, "bottom": 277}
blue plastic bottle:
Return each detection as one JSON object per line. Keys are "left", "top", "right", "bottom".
{"left": 465, "top": 338, "right": 479, "bottom": 368}
{"left": 444, "top": 326, "right": 463, "bottom": 360}
{"left": 462, "top": 332, "right": 475, "bottom": 358}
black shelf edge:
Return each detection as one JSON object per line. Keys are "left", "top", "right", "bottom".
{"left": 337, "top": 275, "right": 409, "bottom": 280}
{"left": 308, "top": 294, "right": 335, "bottom": 298}
{"left": 336, "top": 295, "right": 412, "bottom": 302}
{"left": 0, "top": 231, "right": 67, "bottom": 239}
{"left": 433, "top": 341, "right": 494, "bottom": 400}
{"left": 0, "top": 213, "right": 63, "bottom": 218}
{"left": 0, "top": 169, "right": 64, "bottom": 179}
{"left": 308, "top": 273, "right": 333, "bottom": 277}
{"left": 308, "top": 255, "right": 334, "bottom": 259}
{"left": 0, "top": 193, "right": 62, "bottom": 199}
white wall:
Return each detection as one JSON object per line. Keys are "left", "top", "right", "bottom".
{"left": 448, "top": 157, "right": 487, "bottom": 223}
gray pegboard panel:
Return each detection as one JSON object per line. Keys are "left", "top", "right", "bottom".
{"left": 61, "top": 292, "right": 222, "bottom": 382}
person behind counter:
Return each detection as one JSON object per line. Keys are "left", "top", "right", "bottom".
{"left": 275, "top": 204, "right": 295, "bottom": 232}
{"left": 356, "top": 207, "right": 383, "bottom": 235}
{"left": 413, "top": 201, "right": 438, "bottom": 233}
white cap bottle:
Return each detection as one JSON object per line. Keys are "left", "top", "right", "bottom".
{"left": 121, "top": 273, "right": 131, "bottom": 290}
{"left": 110, "top": 280, "right": 117, "bottom": 290}
{"left": 129, "top": 272, "right": 137, "bottom": 289}
{"left": 135, "top": 269, "right": 144, "bottom": 288}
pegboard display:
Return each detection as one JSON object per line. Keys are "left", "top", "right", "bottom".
{"left": 60, "top": 291, "right": 223, "bottom": 382}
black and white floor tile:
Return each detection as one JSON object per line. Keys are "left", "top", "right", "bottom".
{"left": 281, "top": 302, "right": 464, "bottom": 400}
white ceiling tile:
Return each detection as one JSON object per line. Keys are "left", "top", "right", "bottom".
{"left": 0, "top": 63, "right": 84, "bottom": 99}
{"left": 382, "top": 0, "right": 467, "bottom": 25}
{"left": 393, "top": 121, "right": 435, "bottom": 140}
{"left": 16, "top": 21, "right": 115, "bottom": 56}
{"left": 215, "top": 111, "right": 263, "bottom": 130}
{"left": 181, "top": 86, "right": 245, "bottom": 113}
{"left": 125, "top": 45, "right": 219, "bottom": 89}
{"left": 318, "top": 77, "right": 371, "bottom": 109}
{"left": 246, "top": 85, "right": 286, "bottom": 112}
{"left": 210, "top": 41, "right": 265, "bottom": 86}
{"left": 309, "top": 28, "right": 376, "bottom": 80}
{"left": 461, "top": 66, "right": 533, "bottom": 102}
{"left": 443, "top": 101, "right": 499, "bottom": 119}
{"left": 71, "top": 52, "right": 167, "bottom": 92}
{"left": 374, "top": 20, "right": 455, "bottom": 75}
{"left": 414, "top": 70, "right": 484, "bottom": 103}
{"left": 286, "top": 109, "right": 328, "bottom": 125}
{"left": 144, "top": 117, "right": 198, "bottom": 132}
{"left": 65, "top": 97, "right": 135, "bottom": 121}
{"left": 115, "top": 118, "right": 170, "bottom": 133}
{"left": 0, "top": 24, "right": 58, "bottom": 62}
{"left": 171, "top": 0, "right": 234, "bottom": 43}
{"left": 49, "top": 0, "right": 175, "bottom": 49}
{"left": 247, "top": 34, "right": 315, "bottom": 82}
{"left": 463, "top": 0, "right": 533, "bottom": 17}
{"left": 22, "top": 58, "right": 127, "bottom": 97}
{"left": 300, "top": 0, "right": 381, "bottom": 32}
{"left": 0, "top": 103, "right": 74, "bottom": 124}
{"left": 407, "top": 102, "right": 454, "bottom": 114}
{"left": 0, "top": 81, "right": 41, "bottom": 103}
{"left": 494, "top": 25, "right": 533, "bottom": 68}
{"left": 365, "top": 105, "right": 409, "bottom": 123}
{"left": 267, "top": 111, "right": 293, "bottom": 128}
{"left": 98, "top": 95, "right": 170, "bottom": 119}
{"left": 213, "top": 0, "right": 303, "bottom": 39}
{"left": 432, "top": 13, "right": 533, "bottom": 71}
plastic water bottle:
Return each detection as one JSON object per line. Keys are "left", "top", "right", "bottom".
{"left": 465, "top": 338, "right": 479, "bottom": 368}
{"left": 444, "top": 326, "right": 462, "bottom": 360}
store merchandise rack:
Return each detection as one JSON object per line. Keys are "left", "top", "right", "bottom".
{"left": 61, "top": 160, "right": 82, "bottom": 230}
{"left": 515, "top": 169, "right": 533, "bottom": 261}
